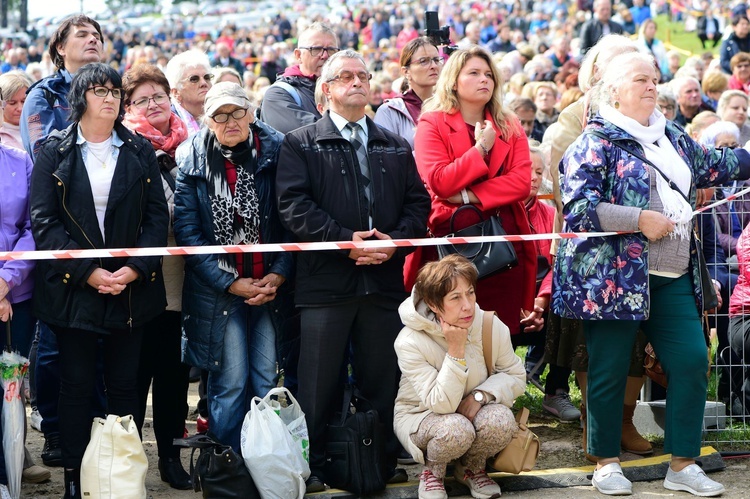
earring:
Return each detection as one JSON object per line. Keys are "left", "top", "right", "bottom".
{"left": 614, "top": 101, "right": 620, "bottom": 109}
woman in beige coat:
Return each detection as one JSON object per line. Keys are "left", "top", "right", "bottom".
{"left": 394, "top": 255, "right": 525, "bottom": 499}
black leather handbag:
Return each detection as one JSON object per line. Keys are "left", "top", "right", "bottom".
{"left": 323, "top": 386, "right": 386, "bottom": 496}
{"left": 436, "top": 204, "right": 518, "bottom": 278}
{"left": 174, "top": 434, "right": 260, "bottom": 499}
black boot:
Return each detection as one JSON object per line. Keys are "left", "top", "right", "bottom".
{"left": 41, "top": 432, "right": 62, "bottom": 467}
{"left": 158, "top": 457, "right": 192, "bottom": 490}
{"left": 63, "top": 468, "right": 81, "bottom": 499}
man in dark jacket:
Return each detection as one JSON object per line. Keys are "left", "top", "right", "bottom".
{"left": 260, "top": 22, "right": 339, "bottom": 134}
{"left": 209, "top": 41, "right": 245, "bottom": 75}
{"left": 276, "top": 49, "right": 430, "bottom": 493}
{"left": 673, "top": 76, "right": 714, "bottom": 126}
{"left": 696, "top": 2, "right": 721, "bottom": 49}
{"left": 579, "top": 0, "right": 624, "bottom": 53}
{"left": 20, "top": 14, "right": 106, "bottom": 472}
{"left": 721, "top": 14, "right": 750, "bottom": 73}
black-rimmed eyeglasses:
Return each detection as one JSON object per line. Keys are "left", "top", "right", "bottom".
{"left": 407, "top": 56, "right": 443, "bottom": 68}
{"left": 211, "top": 108, "right": 248, "bottom": 123}
{"left": 88, "top": 86, "right": 123, "bottom": 99}
{"left": 299, "top": 46, "right": 339, "bottom": 57}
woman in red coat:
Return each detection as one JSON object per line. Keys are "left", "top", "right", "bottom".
{"left": 408, "top": 45, "right": 535, "bottom": 334}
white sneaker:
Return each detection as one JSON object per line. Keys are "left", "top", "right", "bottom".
{"left": 418, "top": 469, "right": 447, "bottom": 499}
{"left": 592, "top": 463, "right": 632, "bottom": 495}
{"left": 454, "top": 464, "right": 501, "bottom": 499}
{"left": 664, "top": 464, "right": 725, "bottom": 497}
{"left": 0, "top": 484, "right": 11, "bottom": 499}
{"left": 29, "top": 409, "right": 42, "bottom": 432}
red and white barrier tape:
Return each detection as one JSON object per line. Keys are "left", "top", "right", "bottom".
{"left": 1, "top": 185, "right": 747, "bottom": 262}
{"left": 0, "top": 231, "right": 627, "bottom": 261}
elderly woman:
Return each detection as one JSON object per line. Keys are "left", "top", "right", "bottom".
{"left": 29, "top": 62, "right": 168, "bottom": 498}
{"left": 729, "top": 52, "right": 750, "bottom": 95}
{"left": 656, "top": 85, "right": 677, "bottom": 121}
{"left": 395, "top": 254, "right": 525, "bottom": 499}
{"left": 0, "top": 71, "right": 33, "bottom": 149}
{"left": 544, "top": 34, "right": 652, "bottom": 458}
{"left": 374, "top": 37, "right": 442, "bottom": 149}
{"left": 165, "top": 50, "right": 214, "bottom": 135}
{"left": 211, "top": 67, "right": 242, "bottom": 85}
{"left": 554, "top": 51, "right": 750, "bottom": 496}
{"left": 121, "top": 63, "right": 191, "bottom": 490}
{"left": 173, "top": 82, "right": 292, "bottom": 452}
{"left": 407, "top": 46, "right": 536, "bottom": 339}
{"left": 717, "top": 90, "right": 750, "bottom": 145}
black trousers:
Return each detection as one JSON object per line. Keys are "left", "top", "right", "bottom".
{"left": 54, "top": 325, "right": 143, "bottom": 468}
{"left": 297, "top": 295, "right": 402, "bottom": 479}
{"left": 135, "top": 310, "right": 190, "bottom": 458}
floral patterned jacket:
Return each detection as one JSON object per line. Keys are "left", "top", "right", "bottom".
{"left": 552, "top": 115, "right": 750, "bottom": 321}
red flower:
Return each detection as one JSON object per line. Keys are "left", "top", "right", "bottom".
{"left": 627, "top": 242, "right": 643, "bottom": 259}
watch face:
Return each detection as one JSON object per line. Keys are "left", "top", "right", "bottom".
{"left": 474, "top": 391, "right": 483, "bottom": 402}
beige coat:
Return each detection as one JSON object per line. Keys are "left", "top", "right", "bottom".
{"left": 393, "top": 292, "right": 526, "bottom": 464}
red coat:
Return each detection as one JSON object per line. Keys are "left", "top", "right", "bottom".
{"left": 406, "top": 109, "right": 535, "bottom": 333}
{"left": 526, "top": 197, "right": 556, "bottom": 299}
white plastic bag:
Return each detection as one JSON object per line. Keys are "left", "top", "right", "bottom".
{"left": 262, "top": 387, "right": 310, "bottom": 463}
{"left": 241, "top": 388, "right": 310, "bottom": 499}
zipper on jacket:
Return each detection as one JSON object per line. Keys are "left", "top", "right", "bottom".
{"left": 53, "top": 173, "right": 103, "bottom": 269}
{"left": 127, "top": 287, "right": 133, "bottom": 329}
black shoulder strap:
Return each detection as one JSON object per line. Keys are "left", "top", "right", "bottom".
{"left": 585, "top": 129, "right": 691, "bottom": 204}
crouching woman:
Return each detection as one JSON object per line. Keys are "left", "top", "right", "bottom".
{"left": 394, "top": 254, "right": 526, "bottom": 499}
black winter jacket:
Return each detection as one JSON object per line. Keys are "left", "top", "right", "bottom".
{"left": 259, "top": 72, "right": 320, "bottom": 134}
{"left": 30, "top": 122, "right": 169, "bottom": 334}
{"left": 276, "top": 112, "right": 430, "bottom": 305}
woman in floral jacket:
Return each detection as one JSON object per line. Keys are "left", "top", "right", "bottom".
{"left": 553, "top": 51, "right": 750, "bottom": 497}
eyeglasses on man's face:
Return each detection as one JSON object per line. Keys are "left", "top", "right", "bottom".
{"left": 88, "top": 86, "right": 123, "bottom": 99}
{"left": 326, "top": 71, "right": 372, "bottom": 85}
{"left": 408, "top": 56, "right": 444, "bottom": 68}
{"left": 299, "top": 46, "right": 339, "bottom": 57}
{"left": 186, "top": 73, "right": 214, "bottom": 84}
{"left": 129, "top": 92, "right": 169, "bottom": 109}
{"left": 211, "top": 108, "right": 248, "bottom": 123}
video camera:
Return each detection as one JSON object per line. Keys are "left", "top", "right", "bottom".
{"left": 424, "top": 11, "right": 457, "bottom": 56}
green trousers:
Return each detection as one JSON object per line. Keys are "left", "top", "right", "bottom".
{"left": 583, "top": 274, "right": 708, "bottom": 458}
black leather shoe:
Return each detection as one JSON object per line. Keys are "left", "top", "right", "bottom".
{"left": 387, "top": 467, "right": 408, "bottom": 484}
{"left": 62, "top": 468, "right": 81, "bottom": 499}
{"left": 158, "top": 457, "right": 192, "bottom": 490}
{"left": 41, "top": 433, "right": 62, "bottom": 468}
{"left": 305, "top": 475, "right": 326, "bottom": 493}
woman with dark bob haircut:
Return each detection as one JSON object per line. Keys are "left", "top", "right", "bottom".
{"left": 29, "top": 62, "right": 168, "bottom": 498}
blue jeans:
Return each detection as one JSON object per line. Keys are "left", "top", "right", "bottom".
{"left": 207, "top": 300, "right": 276, "bottom": 451}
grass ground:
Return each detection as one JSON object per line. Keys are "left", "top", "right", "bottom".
{"left": 655, "top": 13, "right": 721, "bottom": 60}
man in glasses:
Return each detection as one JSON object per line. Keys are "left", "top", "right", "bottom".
{"left": 277, "top": 49, "right": 430, "bottom": 494}
{"left": 19, "top": 13, "right": 106, "bottom": 485}
{"left": 260, "top": 22, "right": 339, "bottom": 134}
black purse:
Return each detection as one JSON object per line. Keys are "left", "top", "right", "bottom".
{"left": 323, "top": 385, "right": 386, "bottom": 496}
{"left": 436, "top": 204, "right": 518, "bottom": 279}
{"left": 174, "top": 434, "right": 260, "bottom": 499}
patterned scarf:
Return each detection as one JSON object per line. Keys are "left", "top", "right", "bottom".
{"left": 122, "top": 112, "right": 189, "bottom": 158}
{"left": 205, "top": 131, "right": 261, "bottom": 276}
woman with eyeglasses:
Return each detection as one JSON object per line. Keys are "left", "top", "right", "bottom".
{"left": 165, "top": 50, "right": 214, "bottom": 136}
{"left": 29, "top": 62, "right": 168, "bottom": 498}
{"left": 121, "top": 63, "right": 191, "bottom": 490}
{"left": 173, "top": 82, "right": 293, "bottom": 452}
{"left": 374, "top": 37, "right": 442, "bottom": 149}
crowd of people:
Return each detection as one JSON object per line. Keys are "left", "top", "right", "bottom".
{"left": 1, "top": 1, "right": 750, "bottom": 498}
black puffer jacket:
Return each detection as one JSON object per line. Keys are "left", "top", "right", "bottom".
{"left": 276, "top": 112, "right": 430, "bottom": 305}
{"left": 30, "top": 122, "right": 168, "bottom": 334}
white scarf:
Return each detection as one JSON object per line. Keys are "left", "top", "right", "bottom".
{"left": 599, "top": 105, "right": 693, "bottom": 240}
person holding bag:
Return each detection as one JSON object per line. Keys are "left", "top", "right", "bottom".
{"left": 553, "top": 51, "right": 750, "bottom": 497}
{"left": 407, "top": 45, "right": 536, "bottom": 336}
{"left": 394, "top": 254, "right": 526, "bottom": 499}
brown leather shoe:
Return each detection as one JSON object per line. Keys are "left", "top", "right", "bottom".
{"left": 621, "top": 404, "right": 653, "bottom": 455}
{"left": 22, "top": 464, "right": 51, "bottom": 483}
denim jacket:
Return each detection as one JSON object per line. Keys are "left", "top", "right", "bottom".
{"left": 551, "top": 115, "right": 750, "bottom": 321}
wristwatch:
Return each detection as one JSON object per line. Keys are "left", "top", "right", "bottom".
{"left": 473, "top": 390, "right": 486, "bottom": 405}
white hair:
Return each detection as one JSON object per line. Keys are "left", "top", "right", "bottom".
{"left": 699, "top": 121, "right": 741, "bottom": 147}
{"left": 578, "top": 34, "right": 638, "bottom": 93}
{"left": 596, "top": 51, "right": 657, "bottom": 107}
{"left": 164, "top": 49, "right": 211, "bottom": 91}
